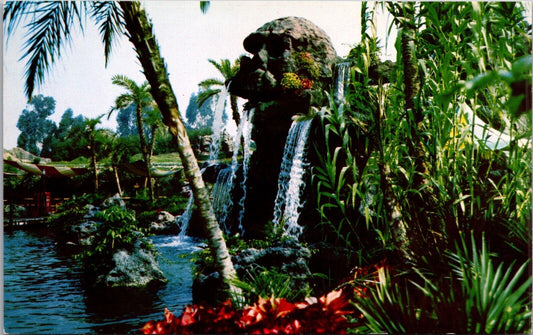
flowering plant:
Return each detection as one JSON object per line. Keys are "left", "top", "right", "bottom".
{"left": 142, "top": 289, "right": 356, "bottom": 334}
{"left": 280, "top": 52, "right": 320, "bottom": 95}
{"left": 293, "top": 52, "right": 320, "bottom": 80}
{"left": 280, "top": 72, "right": 303, "bottom": 90}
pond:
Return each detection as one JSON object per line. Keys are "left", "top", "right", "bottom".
{"left": 3, "top": 230, "right": 202, "bottom": 334}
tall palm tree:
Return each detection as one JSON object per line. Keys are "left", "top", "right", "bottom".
{"left": 109, "top": 75, "right": 155, "bottom": 202}
{"left": 144, "top": 102, "right": 164, "bottom": 158}
{"left": 197, "top": 58, "right": 242, "bottom": 125}
{"left": 3, "top": 1, "right": 239, "bottom": 298}
{"left": 83, "top": 114, "right": 104, "bottom": 193}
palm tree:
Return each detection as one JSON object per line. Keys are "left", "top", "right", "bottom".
{"left": 109, "top": 75, "right": 155, "bottom": 202}
{"left": 3, "top": 1, "right": 239, "bottom": 298}
{"left": 83, "top": 114, "right": 104, "bottom": 193}
{"left": 197, "top": 58, "right": 242, "bottom": 125}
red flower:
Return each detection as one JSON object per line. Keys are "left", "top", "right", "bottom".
{"left": 300, "top": 78, "right": 313, "bottom": 90}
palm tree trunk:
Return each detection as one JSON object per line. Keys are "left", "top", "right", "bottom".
{"left": 91, "top": 133, "right": 99, "bottom": 193}
{"left": 113, "top": 165, "right": 123, "bottom": 196}
{"left": 119, "top": 1, "right": 239, "bottom": 298}
{"left": 135, "top": 105, "right": 155, "bottom": 201}
{"left": 389, "top": 2, "right": 443, "bottom": 263}
{"left": 149, "top": 124, "right": 157, "bottom": 158}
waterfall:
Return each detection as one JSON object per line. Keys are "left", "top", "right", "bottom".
{"left": 272, "top": 118, "right": 313, "bottom": 239}
{"left": 176, "top": 84, "right": 230, "bottom": 239}
{"left": 334, "top": 62, "right": 351, "bottom": 103}
{"left": 236, "top": 108, "right": 255, "bottom": 233}
{"left": 176, "top": 194, "right": 194, "bottom": 242}
{"left": 208, "top": 84, "right": 230, "bottom": 163}
{"left": 209, "top": 107, "right": 255, "bottom": 235}
{"left": 211, "top": 167, "right": 233, "bottom": 232}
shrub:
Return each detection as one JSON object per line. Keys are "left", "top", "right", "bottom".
{"left": 281, "top": 72, "right": 303, "bottom": 90}
{"left": 77, "top": 206, "right": 153, "bottom": 274}
{"left": 142, "top": 288, "right": 355, "bottom": 334}
{"left": 293, "top": 51, "right": 320, "bottom": 80}
{"left": 353, "top": 234, "right": 532, "bottom": 333}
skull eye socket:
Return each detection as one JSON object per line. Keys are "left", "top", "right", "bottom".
{"left": 243, "top": 33, "right": 265, "bottom": 54}
{"left": 266, "top": 35, "right": 286, "bottom": 58}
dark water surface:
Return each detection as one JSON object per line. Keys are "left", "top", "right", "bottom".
{"left": 4, "top": 231, "right": 200, "bottom": 334}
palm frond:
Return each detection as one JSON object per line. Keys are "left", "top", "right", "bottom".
{"left": 196, "top": 89, "right": 220, "bottom": 108}
{"left": 208, "top": 58, "right": 236, "bottom": 78}
{"left": 113, "top": 94, "right": 136, "bottom": 110}
{"left": 200, "top": 1, "right": 210, "bottom": 14}
{"left": 16, "top": 2, "right": 85, "bottom": 98}
{"left": 89, "top": 2, "right": 124, "bottom": 66}
{"left": 198, "top": 78, "right": 224, "bottom": 89}
{"left": 3, "top": 2, "right": 34, "bottom": 44}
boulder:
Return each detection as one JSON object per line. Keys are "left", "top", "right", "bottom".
{"left": 102, "top": 193, "right": 126, "bottom": 209}
{"left": 201, "top": 162, "right": 230, "bottom": 184}
{"left": 193, "top": 239, "right": 312, "bottom": 304}
{"left": 96, "top": 239, "right": 167, "bottom": 288}
{"left": 231, "top": 16, "right": 337, "bottom": 102}
{"left": 194, "top": 132, "right": 235, "bottom": 159}
{"left": 233, "top": 239, "right": 312, "bottom": 275}
{"left": 84, "top": 204, "right": 100, "bottom": 219}
{"left": 71, "top": 220, "right": 98, "bottom": 246}
{"left": 149, "top": 211, "right": 180, "bottom": 235}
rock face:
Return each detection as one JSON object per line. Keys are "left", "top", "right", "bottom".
{"left": 231, "top": 16, "right": 337, "bottom": 102}
{"left": 96, "top": 239, "right": 167, "bottom": 288}
{"left": 149, "top": 211, "right": 180, "bottom": 235}
{"left": 229, "top": 17, "right": 337, "bottom": 237}
{"left": 193, "top": 239, "right": 312, "bottom": 305}
{"left": 193, "top": 132, "right": 235, "bottom": 159}
{"left": 56, "top": 195, "right": 167, "bottom": 288}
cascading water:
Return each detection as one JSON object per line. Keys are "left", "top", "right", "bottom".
{"left": 208, "top": 84, "right": 230, "bottom": 163}
{"left": 176, "top": 194, "right": 194, "bottom": 242}
{"left": 236, "top": 108, "right": 255, "bottom": 233}
{"left": 334, "top": 62, "right": 351, "bottom": 103}
{"left": 271, "top": 118, "right": 313, "bottom": 239}
{"left": 176, "top": 84, "right": 230, "bottom": 240}
{"left": 210, "top": 107, "right": 255, "bottom": 235}
{"left": 211, "top": 167, "right": 233, "bottom": 232}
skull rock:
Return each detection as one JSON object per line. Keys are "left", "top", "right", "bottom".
{"left": 230, "top": 16, "right": 337, "bottom": 103}
{"left": 227, "top": 17, "right": 337, "bottom": 239}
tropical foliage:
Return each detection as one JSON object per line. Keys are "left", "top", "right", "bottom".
{"left": 309, "top": 1, "right": 531, "bottom": 333}
{"left": 4, "top": 1, "right": 531, "bottom": 333}
{"left": 110, "top": 74, "right": 161, "bottom": 201}
{"left": 76, "top": 205, "right": 153, "bottom": 275}
{"left": 142, "top": 288, "right": 354, "bottom": 334}
{"left": 4, "top": 0, "right": 239, "bottom": 298}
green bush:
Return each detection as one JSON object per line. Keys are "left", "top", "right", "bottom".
{"left": 231, "top": 266, "right": 313, "bottom": 308}
{"left": 353, "top": 233, "right": 532, "bottom": 333}
{"left": 280, "top": 72, "right": 303, "bottom": 90}
{"left": 77, "top": 206, "right": 153, "bottom": 274}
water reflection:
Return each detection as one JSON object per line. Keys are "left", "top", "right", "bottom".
{"left": 4, "top": 231, "right": 198, "bottom": 334}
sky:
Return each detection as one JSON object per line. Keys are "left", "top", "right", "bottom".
{"left": 2, "top": 1, "right": 397, "bottom": 150}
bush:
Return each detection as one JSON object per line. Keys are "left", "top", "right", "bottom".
{"left": 77, "top": 206, "right": 153, "bottom": 274}
{"left": 353, "top": 234, "right": 532, "bottom": 333}
{"left": 142, "top": 288, "right": 355, "bottom": 334}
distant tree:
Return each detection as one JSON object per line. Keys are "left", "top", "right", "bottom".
{"left": 16, "top": 94, "right": 57, "bottom": 155}
{"left": 109, "top": 74, "right": 156, "bottom": 201}
{"left": 42, "top": 108, "right": 87, "bottom": 160}
{"left": 185, "top": 91, "right": 217, "bottom": 129}
{"left": 116, "top": 104, "right": 138, "bottom": 137}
